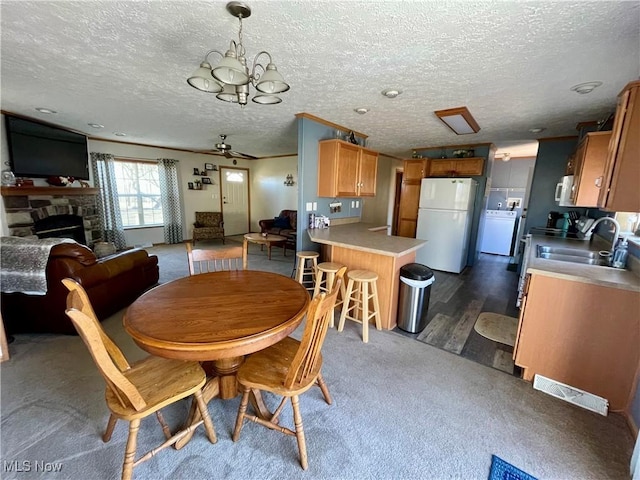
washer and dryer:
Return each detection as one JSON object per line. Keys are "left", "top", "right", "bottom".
{"left": 480, "top": 210, "right": 518, "bottom": 255}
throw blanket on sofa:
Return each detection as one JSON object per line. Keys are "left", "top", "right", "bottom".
{"left": 1, "top": 237, "right": 76, "bottom": 295}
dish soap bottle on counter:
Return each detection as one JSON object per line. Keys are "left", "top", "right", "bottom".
{"left": 612, "top": 238, "right": 628, "bottom": 269}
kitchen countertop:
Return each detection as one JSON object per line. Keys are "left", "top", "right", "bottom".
{"left": 307, "top": 223, "right": 426, "bottom": 257}
{"left": 526, "top": 235, "right": 640, "bottom": 293}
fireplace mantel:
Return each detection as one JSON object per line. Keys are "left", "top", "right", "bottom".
{"left": 1, "top": 186, "right": 99, "bottom": 196}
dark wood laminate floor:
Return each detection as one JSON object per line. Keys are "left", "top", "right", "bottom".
{"left": 394, "top": 253, "right": 522, "bottom": 376}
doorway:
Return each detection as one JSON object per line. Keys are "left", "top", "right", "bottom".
{"left": 220, "top": 166, "right": 250, "bottom": 236}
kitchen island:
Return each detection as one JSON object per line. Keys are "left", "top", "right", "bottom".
{"left": 308, "top": 223, "right": 426, "bottom": 330}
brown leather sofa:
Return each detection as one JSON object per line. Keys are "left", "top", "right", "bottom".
{"left": 1, "top": 242, "right": 159, "bottom": 335}
{"left": 259, "top": 210, "right": 297, "bottom": 249}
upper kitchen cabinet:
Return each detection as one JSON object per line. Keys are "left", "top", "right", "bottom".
{"left": 396, "top": 159, "right": 428, "bottom": 237}
{"left": 598, "top": 80, "right": 640, "bottom": 212}
{"left": 570, "top": 131, "right": 611, "bottom": 207}
{"left": 318, "top": 139, "right": 378, "bottom": 197}
{"left": 426, "top": 157, "right": 484, "bottom": 177}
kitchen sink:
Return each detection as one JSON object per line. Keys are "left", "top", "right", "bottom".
{"left": 536, "top": 245, "right": 611, "bottom": 266}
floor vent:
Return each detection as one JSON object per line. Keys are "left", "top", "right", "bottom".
{"left": 533, "top": 374, "right": 609, "bottom": 416}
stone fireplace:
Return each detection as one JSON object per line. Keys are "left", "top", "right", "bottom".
{"left": 2, "top": 187, "right": 102, "bottom": 247}
{"left": 33, "top": 214, "right": 86, "bottom": 244}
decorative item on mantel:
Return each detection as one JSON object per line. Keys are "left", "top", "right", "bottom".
{"left": 46, "top": 176, "right": 75, "bottom": 186}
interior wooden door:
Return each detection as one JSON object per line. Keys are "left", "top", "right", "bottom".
{"left": 396, "top": 159, "right": 427, "bottom": 237}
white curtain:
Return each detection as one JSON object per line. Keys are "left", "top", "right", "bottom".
{"left": 633, "top": 432, "right": 639, "bottom": 479}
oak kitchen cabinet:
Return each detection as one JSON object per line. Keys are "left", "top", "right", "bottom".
{"left": 570, "top": 131, "right": 611, "bottom": 207}
{"left": 396, "top": 159, "right": 427, "bottom": 238}
{"left": 426, "top": 157, "right": 484, "bottom": 177}
{"left": 514, "top": 272, "right": 639, "bottom": 411}
{"left": 598, "top": 80, "right": 640, "bottom": 212}
{"left": 318, "top": 139, "right": 378, "bottom": 197}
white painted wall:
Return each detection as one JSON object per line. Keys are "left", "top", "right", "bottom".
{"left": 249, "top": 155, "right": 298, "bottom": 232}
{"left": 88, "top": 139, "right": 257, "bottom": 246}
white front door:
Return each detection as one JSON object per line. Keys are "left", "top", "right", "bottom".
{"left": 220, "top": 167, "right": 250, "bottom": 236}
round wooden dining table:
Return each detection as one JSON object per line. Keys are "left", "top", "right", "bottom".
{"left": 125, "top": 270, "right": 309, "bottom": 394}
{"left": 123, "top": 270, "right": 310, "bottom": 446}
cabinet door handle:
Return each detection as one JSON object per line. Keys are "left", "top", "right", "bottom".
{"left": 595, "top": 176, "right": 603, "bottom": 188}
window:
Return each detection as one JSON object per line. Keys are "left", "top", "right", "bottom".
{"left": 113, "top": 160, "right": 163, "bottom": 227}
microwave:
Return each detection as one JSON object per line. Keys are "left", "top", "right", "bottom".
{"left": 555, "top": 175, "right": 574, "bottom": 207}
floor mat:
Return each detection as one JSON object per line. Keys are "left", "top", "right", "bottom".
{"left": 474, "top": 312, "right": 518, "bottom": 346}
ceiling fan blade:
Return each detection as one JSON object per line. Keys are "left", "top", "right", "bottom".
{"left": 223, "top": 151, "right": 234, "bottom": 159}
{"left": 229, "top": 150, "right": 258, "bottom": 160}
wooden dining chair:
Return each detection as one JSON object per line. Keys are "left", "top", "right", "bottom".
{"left": 62, "top": 278, "right": 217, "bottom": 480}
{"left": 232, "top": 267, "right": 346, "bottom": 470}
{"left": 185, "top": 240, "right": 247, "bottom": 274}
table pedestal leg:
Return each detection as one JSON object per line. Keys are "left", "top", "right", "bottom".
{"left": 211, "top": 356, "right": 244, "bottom": 399}
{"left": 175, "top": 356, "right": 276, "bottom": 449}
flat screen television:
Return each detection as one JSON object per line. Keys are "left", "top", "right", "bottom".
{"left": 4, "top": 115, "right": 90, "bottom": 180}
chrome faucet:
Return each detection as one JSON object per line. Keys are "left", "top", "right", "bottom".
{"left": 589, "top": 216, "right": 621, "bottom": 253}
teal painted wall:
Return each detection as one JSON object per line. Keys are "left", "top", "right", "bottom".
{"left": 522, "top": 137, "right": 590, "bottom": 234}
{"left": 296, "top": 117, "right": 364, "bottom": 252}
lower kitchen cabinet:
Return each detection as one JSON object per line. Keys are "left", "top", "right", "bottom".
{"left": 514, "top": 273, "right": 639, "bottom": 411}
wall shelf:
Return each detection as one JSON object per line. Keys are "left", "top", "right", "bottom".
{"left": 1, "top": 186, "right": 99, "bottom": 196}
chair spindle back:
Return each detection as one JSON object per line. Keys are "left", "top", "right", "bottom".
{"left": 284, "top": 267, "right": 346, "bottom": 389}
{"left": 186, "top": 241, "right": 246, "bottom": 274}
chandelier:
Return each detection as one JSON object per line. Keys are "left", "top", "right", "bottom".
{"left": 187, "top": 1, "right": 289, "bottom": 106}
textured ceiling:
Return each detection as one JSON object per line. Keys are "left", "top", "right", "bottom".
{"left": 1, "top": 1, "right": 639, "bottom": 159}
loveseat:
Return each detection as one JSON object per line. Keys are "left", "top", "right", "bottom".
{"left": 1, "top": 242, "right": 159, "bottom": 335}
{"left": 259, "top": 210, "right": 297, "bottom": 249}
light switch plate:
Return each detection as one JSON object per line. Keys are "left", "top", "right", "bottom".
{"left": 306, "top": 202, "right": 313, "bottom": 212}
{"left": 312, "top": 202, "right": 317, "bottom": 210}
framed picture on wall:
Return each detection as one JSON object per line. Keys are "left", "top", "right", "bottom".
{"left": 201, "top": 177, "right": 212, "bottom": 185}
{"left": 188, "top": 182, "right": 194, "bottom": 190}
{"left": 204, "top": 163, "right": 214, "bottom": 171}
{"left": 193, "top": 167, "right": 200, "bottom": 175}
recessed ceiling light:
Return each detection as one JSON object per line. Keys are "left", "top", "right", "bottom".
{"left": 381, "top": 89, "right": 402, "bottom": 98}
{"left": 570, "top": 81, "right": 603, "bottom": 95}
{"left": 35, "top": 107, "right": 56, "bottom": 114}
{"left": 529, "top": 127, "right": 545, "bottom": 133}
{"left": 88, "top": 123, "right": 104, "bottom": 129}
{"left": 114, "top": 132, "right": 127, "bottom": 136}
{"left": 354, "top": 108, "right": 369, "bottom": 114}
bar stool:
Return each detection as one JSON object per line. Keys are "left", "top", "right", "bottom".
{"left": 338, "top": 269, "right": 382, "bottom": 343}
{"left": 294, "top": 251, "right": 319, "bottom": 292}
{"left": 312, "top": 262, "right": 346, "bottom": 327}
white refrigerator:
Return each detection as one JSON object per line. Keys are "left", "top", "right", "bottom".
{"left": 415, "top": 178, "right": 477, "bottom": 273}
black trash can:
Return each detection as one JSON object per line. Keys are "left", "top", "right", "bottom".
{"left": 397, "top": 263, "right": 435, "bottom": 333}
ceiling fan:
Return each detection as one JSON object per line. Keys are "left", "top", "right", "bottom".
{"left": 211, "top": 134, "right": 258, "bottom": 160}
